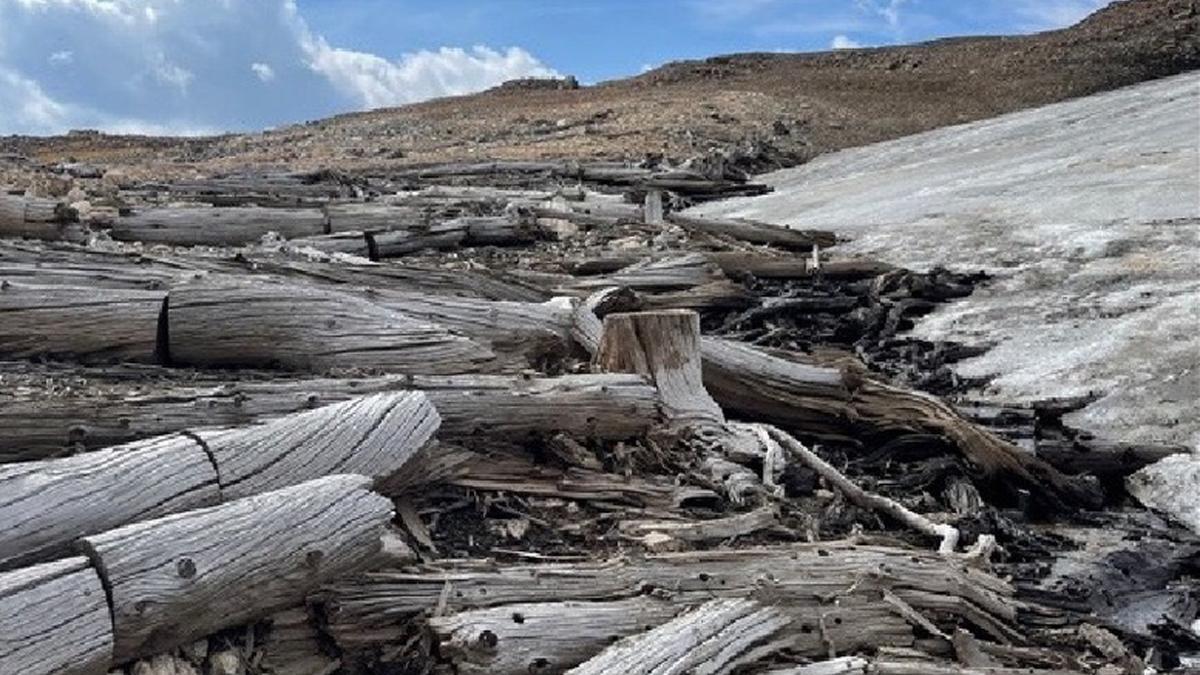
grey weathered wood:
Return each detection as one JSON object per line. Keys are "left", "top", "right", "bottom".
{"left": 596, "top": 310, "right": 723, "bottom": 428}
{"left": 666, "top": 213, "right": 836, "bottom": 250}
{"left": 0, "top": 194, "right": 87, "bottom": 242}
{"left": 324, "top": 203, "right": 428, "bottom": 233}
{"left": 288, "top": 231, "right": 371, "bottom": 257}
{"left": 111, "top": 206, "right": 328, "bottom": 246}
{"left": 0, "top": 372, "right": 660, "bottom": 461}
{"left": 567, "top": 598, "right": 791, "bottom": 675}
{"left": 259, "top": 607, "right": 339, "bottom": 675}
{"left": 366, "top": 215, "right": 539, "bottom": 260}
{"left": 81, "top": 474, "right": 392, "bottom": 662}
{"left": 195, "top": 391, "right": 440, "bottom": 500}
{"left": 567, "top": 254, "right": 726, "bottom": 293}
{"left": 0, "top": 283, "right": 165, "bottom": 363}
{"left": 0, "top": 433, "right": 219, "bottom": 571}
{"left": 618, "top": 506, "right": 778, "bottom": 544}
{"left": 708, "top": 254, "right": 895, "bottom": 280}
{"left": 0, "top": 557, "right": 114, "bottom": 675}
{"left": 165, "top": 280, "right": 496, "bottom": 374}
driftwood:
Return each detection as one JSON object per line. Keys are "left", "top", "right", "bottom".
{"left": 80, "top": 474, "right": 392, "bottom": 662}
{"left": 0, "top": 434, "right": 219, "bottom": 571}
{"left": 195, "top": 391, "right": 439, "bottom": 499}
{"left": 0, "top": 372, "right": 659, "bottom": 461}
{"left": 0, "top": 283, "right": 165, "bottom": 363}
{"left": 323, "top": 541, "right": 1019, "bottom": 672}
{"left": 0, "top": 557, "right": 114, "bottom": 675}
{"left": 164, "top": 280, "right": 496, "bottom": 373}
{"left": 110, "top": 206, "right": 328, "bottom": 246}
{"left": 0, "top": 194, "right": 87, "bottom": 242}
{"left": 667, "top": 213, "right": 836, "bottom": 250}
{"left": 567, "top": 599, "right": 792, "bottom": 675}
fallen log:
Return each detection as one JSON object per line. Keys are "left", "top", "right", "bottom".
{"left": 194, "top": 391, "right": 439, "bottom": 500}
{"left": 81, "top": 474, "right": 392, "bottom": 663}
{"left": 0, "top": 194, "right": 87, "bottom": 242}
{"left": 323, "top": 542, "right": 1017, "bottom": 670}
{"left": 764, "top": 659, "right": 1083, "bottom": 675}
{"left": 164, "top": 280, "right": 496, "bottom": 373}
{"left": 0, "top": 372, "right": 659, "bottom": 462}
{"left": 0, "top": 557, "right": 114, "bottom": 675}
{"left": 0, "top": 433, "right": 219, "bottom": 571}
{"left": 709, "top": 253, "right": 896, "bottom": 281}
{"left": 366, "top": 215, "right": 540, "bottom": 260}
{"left": 667, "top": 213, "right": 836, "bottom": 250}
{"left": 110, "top": 206, "right": 328, "bottom": 246}
{"left": 0, "top": 283, "right": 166, "bottom": 363}
{"left": 259, "top": 607, "right": 339, "bottom": 675}
{"left": 567, "top": 598, "right": 791, "bottom": 675}
{"left": 324, "top": 203, "right": 428, "bottom": 233}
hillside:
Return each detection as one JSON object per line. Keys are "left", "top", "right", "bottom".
{"left": 3, "top": 0, "right": 1198, "bottom": 183}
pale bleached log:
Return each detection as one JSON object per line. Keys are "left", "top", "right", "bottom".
{"left": 366, "top": 215, "right": 539, "bottom": 259}
{"left": 618, "top": 505, "right": 778, "bottom": 543}
{"left": 323, "top": 203, "right": 427, "bottom": 233}
{"left": 0, "top": 372, "right": 659, "bottom": 461}
{"left": 0, "top": 434, "right": 219, "bottom": 571}
{"left": 195, "top": 391, "right": 439, "bottom": 500}
{"left": 0, "top": 557, "right": 114, "bottom": 675}
{"left": 111, "top": 206, "right": 328, "bottom": 246}
{"left": 287, "top": 231, "right": 371, "bottom": 257}
{"left": 165, "top": 281, "right": 495, "bottom": 374}
{"left": 0, "top": 194, "right": 87, "bottom": 242}
{"left": 761, "top": 657, "right": 870, "bottom": 675}
{"left": 567, "top": 598, "right": 791, "bottom": 675}
{"left": 0, "top": 283, "right": 165, "bottom": 363}
{"left": 81, "top": 474, "right": 392, "bottom": 662}
{"left": 566, "top": 254, "right": 726, "bottom": 293}
{"left": 595, "top": 310, "right": 723, "bottom": 428}
{"left": 666, "top": 213, "right": 836, "bottom": 250}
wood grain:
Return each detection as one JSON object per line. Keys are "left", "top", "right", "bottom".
{"left": 0, "top": 283, "right": 165, "bottom": 363}
{"left": 111, "top": 206, "right": 327, "bottom": 246}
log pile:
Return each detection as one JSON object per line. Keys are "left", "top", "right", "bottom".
{"left": 0, "top": 164, "right": 1193, "bottom": 675}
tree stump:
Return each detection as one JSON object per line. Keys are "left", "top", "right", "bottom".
{"left": 594, "top": 310, "right": 723, "bottom": 428}
{"left": 80, "top": 474, "right": 392, "bottom": 662}
{"left": 0, "top": 557, "right": 114, "bottom": 675}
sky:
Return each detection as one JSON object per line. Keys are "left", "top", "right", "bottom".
{"left": 0, "top": 0, "right": 1109, "bottom": 137}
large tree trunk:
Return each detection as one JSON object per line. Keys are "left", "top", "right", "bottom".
{"left": 80, "top": 474, "right": 392, "bottom": 663}
{"left": 0, "top": 434, "right": 219, "bottom": 571}
{"left": 0, "top": 557, "right": 114, "bottom": 675}
{"left": 164, "top": 280, "right": 496, "bottom": 374}
{"left": 0, "top": 194, "right": 87, "bottom": 242}
{"left": 110, "top": 206, "right": 328, "bottom": 246}
{"left": 666, "top": 213, "right": 837, "bottom": 250}
{"left": 0, "top": 283, "right": 166, "bottom": 363}
{"left": 0, "top": 372, "right": 659, "bottom": 462}
{"left": 366, "top": 215, "right": 540, "bottom": 260}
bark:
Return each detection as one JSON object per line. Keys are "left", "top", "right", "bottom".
{"left": 0, "top": 372, "right": 659, "bottom": 462}
{"left": 0, "top": 282, "right": 166, "bottom": 363}
{"left": 0, "top": 557, "right": 114, "bottom": 675}
{"left": 0, "top": 434, "right": 219, "bottom": 571}
{"left": 666, "top": 213, "right": 837, "bottom": 250}
{"left": 164, "top": 280, "right": 496, "bottom": 374}
{"left": 80, "top": 474, "right": 392, "bottom": 662}
{"left": 567, "top": 598, "right": 791, "bottom": 675}
{"left": 0, "top": 194, "right": 87, "bottom": 242}
{"left": 194, "top": 391, "right": 439, "bottom": 500}
{"left": 111, "top": 206, "right": 328, "bottom": 246}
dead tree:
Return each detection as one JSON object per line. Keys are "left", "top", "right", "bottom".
{"left": 366, "top": 215, "right": 540, "bottom": 260}
{"left": 110, "top": 206, "right": 328, "bottom": 246}
{"left": 0, "top": 557, "right": 114, "bottom": 675}
{"left": 0, "top": 434, "right": 219, "bottom": 571}
{"left": 0, "top": 283, "right": 165, "bottom": 363}
{"left": 0, "top": 194, "right": 86, "bottom": 242}
{"left": 165, "top": 280, "right": 496, "bottom": 374}
{"left": 666, "top": 213, "right": 837, "bottom": 250}
{"left": 80, "top": 474, "right": 392, "bottom": 662}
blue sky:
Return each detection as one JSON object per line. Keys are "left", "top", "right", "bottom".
{"left": 0, "top": 0, "right": 1107, "bottom": 136}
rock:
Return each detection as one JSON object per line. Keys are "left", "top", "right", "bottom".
{"left": 207, "top": 650, "right": 243, "bottom": 675}
{"left": 131, "top": 655, "right": 200, "bottom": 675}
{"left": 1128, "top": 454, "right": 1200, "bottom": 534}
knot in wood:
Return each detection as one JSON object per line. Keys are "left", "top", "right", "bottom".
{"left": 477, "top": 629, "right": 499, "bottom": 652}
{"left": 176, "top": 557, "right": 197, "bottom": 579}
{"left": 305, "top": 549, "right": 325, "bottom": 569}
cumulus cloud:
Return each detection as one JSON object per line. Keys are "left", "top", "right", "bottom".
{"left": 830, "top": 35, "right": 863, "bottom": 49}
{"left": 0, "top": 0, "right": 557, "bottom": 135}
{"left": 250, "top": 62, "right": 275, "bottom": 82}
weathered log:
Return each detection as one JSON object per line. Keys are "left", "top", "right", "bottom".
{"left": 1035, "top": 437, "right": 1186, "bottom": 481}
{"left": 288, "top": 231, "right": 371, "bottom": 257}
{"left": 111, "top": 206, "right": 328, "bottom": 246}
{"left": 0, "top": 372, "right": 660, "bottom": 461}
{"left": 0, "top": 194, "right": 87, "bottom": 242}
{"left": 667, "top": 213, "right": 836, "bottom": 250}
{"left": 366, "top": 215, "right": 539, "bottom": 260}
{"left": 259, "top": 607, "right": 339, "bottom": 675}
{"left": 709, "top": 253, "right": 896, "bottom": 281}
{"left": 195, "top": 391, "right": 439, "bottom": 500}
{"left": 81, "top": 474, "right": 392, "bottom": 662}
{"left": 618, "top": 506, "right": 778, "bottom": 544}
{"left": 324, "top": 542, "right": 1017, "bottom": 670}
{"left": 165, "top": 280, "right": 495, "bottom": 373}
{"left": 323, "top": 203, "right": 428, "bottom": 233}
{"left": 0, "top": 283, "right": 165, "bottom": 363}
{"left": 0, "top": 434, "right": 219, "bottom": 571}
{"left": 596, "top": 310, "right": 723, "bottom": 428}
{"left": 567, "top": 598, "right": 791, "bottom": 675}
{"left": 764, "top": 660, "right": 1083, "bottom": 675}
{"left": 0, "top": 557, "right": 114, "bottom": 675}
{"left": 567, "top": 254, "right": 725, "bottom": 293}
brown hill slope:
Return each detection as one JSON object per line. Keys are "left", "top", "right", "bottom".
{"left": 4, "top": 0, "right": 1198, "bottom": 179}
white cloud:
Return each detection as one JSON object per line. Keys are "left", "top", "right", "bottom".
{"left": 856, "top": 0, "right": 908, "bottom": 30}
{"left": 0, "top": 0, "right": 558, "bottom": 135}
{"left": 250, "top": 62, "right": 275, "bottom": 82}
{"left": 830, "top": 35, "right": 863, "bottom": 49}
{"left": 1013, "top": 0, "right": 1106, "bottom": 31}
